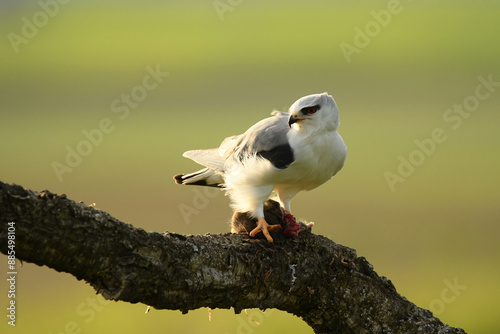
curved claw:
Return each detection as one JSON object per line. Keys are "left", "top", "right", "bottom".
{"left": 249, "top": 218, "right": 281, "bottom": 243}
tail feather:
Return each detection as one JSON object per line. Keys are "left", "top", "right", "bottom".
{"left": 173, "top": 168, "right": 224, "bottom": 188}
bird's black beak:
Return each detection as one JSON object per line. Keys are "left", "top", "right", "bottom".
{"left": 288, "top": 115, "right": 299, "bottom": 127}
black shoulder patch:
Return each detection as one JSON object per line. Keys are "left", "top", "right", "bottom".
{"left": 257, "top": 144, "right": 295, "bottom": 169}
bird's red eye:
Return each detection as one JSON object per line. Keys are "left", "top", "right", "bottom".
{"left": 306, "top": 107, "right": 317, "bottom": 114}
{"left": 300, "top": 104, "right": 320, "bottom": 115}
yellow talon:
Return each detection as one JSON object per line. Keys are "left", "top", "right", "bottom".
{"left": 249, "top": 218, "right": 280, "bottom": 242}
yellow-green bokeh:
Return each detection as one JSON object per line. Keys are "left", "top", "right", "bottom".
{"left": 1, "top": 1, "right": 499, "bottom": 333}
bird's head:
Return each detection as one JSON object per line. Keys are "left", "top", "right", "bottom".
{"left": 288, "top": 92, "right": 339, "bottom": 132}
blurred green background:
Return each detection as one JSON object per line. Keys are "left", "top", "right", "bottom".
{"left": 1, "top": 0, "right": 499, "bottom": 333}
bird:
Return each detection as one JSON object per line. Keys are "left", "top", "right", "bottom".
{"left": 174, "top": 92, "right": 347, "bottom": 242}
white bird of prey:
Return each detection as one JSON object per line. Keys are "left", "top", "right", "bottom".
{"left": 174, "top": 92, "right": 347, "bottom": 242}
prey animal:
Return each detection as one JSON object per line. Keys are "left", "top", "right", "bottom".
{"left": 174, "top": 92, "right": 347, "bottom": 242}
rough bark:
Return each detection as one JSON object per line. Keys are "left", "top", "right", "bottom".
{"left": 0, "top": 181, "right": 466, "bottom": 334}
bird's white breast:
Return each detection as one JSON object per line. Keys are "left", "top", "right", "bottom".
{"left": 281, "top": 129, "right": 346, "bottom": 190}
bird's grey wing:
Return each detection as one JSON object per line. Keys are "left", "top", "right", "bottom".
{"left": 184, "top": 111, "right": 293, "bottom": 171}
{"left": 218, "top": 135, "right": 240, "bottom": 157}
{"left": 230, "top": 111, "right": 294, "bottom": 169}
{"left": 182, "top": 134, "right": 242, "bottom": 173}
{"left": 182, "top": 148, "right": 225, "bottom": 171}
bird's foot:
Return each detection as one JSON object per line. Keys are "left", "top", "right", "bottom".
{"left": 282, "top": 210, "right": 314, "bottom": 238}
{"left": 249, "top": 217, "right": 281, "bottom": 243}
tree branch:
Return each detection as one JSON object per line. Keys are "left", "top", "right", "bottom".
{"left": 0, "top": 181, "right": 466, "bottom": 334}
